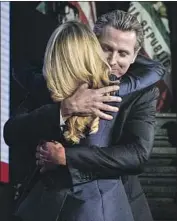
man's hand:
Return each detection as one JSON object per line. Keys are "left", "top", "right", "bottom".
{"left": 36, "top": 141, "right": 66, "bottom": 173}
{"left": 61, "top": 83, "right": 122, "bottom": 120}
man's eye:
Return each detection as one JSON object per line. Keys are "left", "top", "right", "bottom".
{"left": 120, "top": 52, "right": 127, "bottom": 57}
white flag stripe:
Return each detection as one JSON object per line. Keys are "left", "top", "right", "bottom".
{"left": 1, "top": 2, "right": 10, "bottom": 164}
{"left": 90, "top": 2, "right": 97, "bottom": 23}
{"left": 78, "top": 1, "right": 96, "bottom": 29}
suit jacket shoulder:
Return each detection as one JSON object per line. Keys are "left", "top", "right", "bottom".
{"left": 112, "top": 85, "right": 159, "bottom": 144}
{"left": 119, "top": 85, "right": 159, "bottom": 112}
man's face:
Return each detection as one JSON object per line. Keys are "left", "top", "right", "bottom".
{"left": 99, "top": 26, "right": 138, "bottom": 78}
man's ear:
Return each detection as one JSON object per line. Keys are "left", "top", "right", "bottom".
{"left": 131, "top": 48, "right": 140, "bottom": 64}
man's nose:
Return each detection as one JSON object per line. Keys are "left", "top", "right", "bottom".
{"left": 108, "top": 52, "right": 118, "bottom": 66}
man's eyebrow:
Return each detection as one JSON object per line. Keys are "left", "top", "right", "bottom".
{"left": 119, "top": 49, "right": 130, "bottom": 55}
{"left": 100, "top": 42, "right": 110, "bottom": 46}
{"left": 100, "top": 42, "right": 131, "bottom": 54}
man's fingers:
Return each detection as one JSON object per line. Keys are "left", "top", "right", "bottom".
{"left": 97, "top": 85, "right": 119, "bottom": 95}
{"left": 40, "top": 166, "right": 46, "bottom": 173}
{"left": 100, "top": 95, "right": 122, "bottom": 103}
{"left": 36, "top": 158, "right": 51, "bottom": 166}
{"left": 94, "top": 109, "right": 113, "bottom": 120}
{"left": 95, "top": 103, "right": 119, "bottom": 113}
{"left": 36, "top": 159, "right": 44, "bottom": 166}
{"left": 36, "top": 145, "right": 49, "bottom": 155}
{"left": 36, "top": 144, "right": 47, "bottom": 152}
{"left": 36, "top": 152, "right": 40, "bottom": 159}
{"left": 39, "top": 148, "right": 49, "bottom": 155}
{"left": 42, "top": 141, "right": 63, "bottom": 150}
{"left": 36, "top": 152, "right": 48, "bottom": 160}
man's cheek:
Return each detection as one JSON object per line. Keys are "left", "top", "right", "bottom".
{"left": 121, "top": 64, "right": 130, "bottom": 74}
{"left": 120, "top": 62, "right": 129, "bottom": 70}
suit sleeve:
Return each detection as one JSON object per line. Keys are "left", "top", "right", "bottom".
{"left": 3, "top": 99, "right": 61, "bottom": 146}
{"left": 65, "top": 86, "right": 159, "bottom": 184}
{"left": 119, "top": 54, "right": 166, "bottom": 96}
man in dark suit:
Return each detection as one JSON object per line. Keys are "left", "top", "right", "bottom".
{"left": 4, "top": 10, "right": 164, "bottom": 221}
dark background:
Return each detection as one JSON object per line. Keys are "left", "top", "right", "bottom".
{"left": 1, "top": 2, "right": 177, "bottom": 221}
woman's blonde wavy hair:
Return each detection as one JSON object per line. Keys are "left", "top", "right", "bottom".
{"left": 43, "top": 21, "right": 112, "bottom": 144}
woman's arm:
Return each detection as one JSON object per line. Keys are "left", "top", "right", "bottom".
{"left": 119, "top": 54, "right": 166, "bottom": 96}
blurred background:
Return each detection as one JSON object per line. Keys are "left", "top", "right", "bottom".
{"left": 0, "top": 1, "right": 177, "bottom": 221}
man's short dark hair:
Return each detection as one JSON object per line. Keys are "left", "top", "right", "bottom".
{"left": 94, "top": 10, "right": 144, "bottom": 52}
